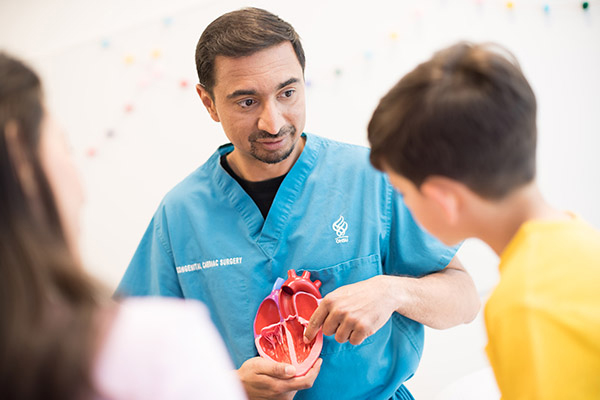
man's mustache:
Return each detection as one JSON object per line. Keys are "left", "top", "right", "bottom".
{"left": 249, "top": 125, "right": 296, "bottom": 142}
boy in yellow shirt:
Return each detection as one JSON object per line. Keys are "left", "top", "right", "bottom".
{"left": 367, "top": 42, "right": 600, "bottom": 399}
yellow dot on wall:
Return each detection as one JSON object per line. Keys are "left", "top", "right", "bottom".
{"left": 506, "top": 1, "right": 514, "bottom": 9}
{"left": 389, "top": 32, "right": 399, "bottom": 41}
{"left": 151, "top": 49, "right": 162, "bottom": 59}
{"left": 124, "top": 55, "right": 135, "bottom": 65}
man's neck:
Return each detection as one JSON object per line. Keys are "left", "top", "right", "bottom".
{"left": 227, "top": 136, "right": 305, "bottom": 182}
{"left": 472, "top": 182, "right": 569, "bottom": 256}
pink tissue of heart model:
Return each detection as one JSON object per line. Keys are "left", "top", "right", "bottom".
{"left": 253, "top": 270, "right": 323, "bottom": 376}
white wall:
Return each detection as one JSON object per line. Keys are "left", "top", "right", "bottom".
{"left": 2, "top": 0, "right": 599, "bottom": 398}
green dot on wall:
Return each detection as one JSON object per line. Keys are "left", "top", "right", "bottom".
{"left": 582, "top": 1, "right": 589, "bottom": 10}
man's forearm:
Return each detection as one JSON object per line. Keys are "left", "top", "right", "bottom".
{"left": 385, "top": 256, "right": 480, "bottom": 329}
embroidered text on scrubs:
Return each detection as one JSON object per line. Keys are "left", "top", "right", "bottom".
{"left": 176, "top": 257, "right": 243, "bottom": 274}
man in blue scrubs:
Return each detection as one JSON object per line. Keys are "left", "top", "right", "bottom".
{"left": 117, "top": 8, "right": 480, "bottom": 400}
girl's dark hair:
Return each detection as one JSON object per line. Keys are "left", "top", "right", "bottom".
{"left": 195, "top": 7, "right": 305, "bottom": 98}
{"left": 368, "top": 42, "right": 537, "bottom": 199}
{"left": 0, "top": 52, "right": 105, "bottom": 400}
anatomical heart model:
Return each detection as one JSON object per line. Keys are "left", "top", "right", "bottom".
{"left": 253, "top": 270, "right": 323, "bottom": 376}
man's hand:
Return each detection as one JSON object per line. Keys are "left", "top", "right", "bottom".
{"left": 237, "top": 356, "right": 322, "bottom": 400}
{"left": 305, "top": 256, "right": 480, "bottom": 341}
{"left": 303, "top": 275, "right": 396, "bottom": 345}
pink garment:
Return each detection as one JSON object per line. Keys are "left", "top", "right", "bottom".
{"left": 93, "top": 297, "right": 247, "bottom": 399}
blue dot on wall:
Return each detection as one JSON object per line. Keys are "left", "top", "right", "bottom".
{"left": 543, "top": 4, "right": 550, "bottom": 13}
{"left": 101, "top": 39, "right": 110, "bottom": 48}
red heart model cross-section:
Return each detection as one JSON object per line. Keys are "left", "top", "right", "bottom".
{"left": 253, "top": 270, "right": 323, "bottom": 376}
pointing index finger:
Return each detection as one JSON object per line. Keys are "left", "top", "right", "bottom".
{"left": 303, "top": 300, "right": 328, "bottom": 343}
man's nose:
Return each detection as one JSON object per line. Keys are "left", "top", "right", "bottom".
{"left": 257, "top": 100, "right": 285, "bottom": 135}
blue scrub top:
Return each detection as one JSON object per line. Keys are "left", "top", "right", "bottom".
{"left": 118, "top": 133, "right": 456, "bottom": 399}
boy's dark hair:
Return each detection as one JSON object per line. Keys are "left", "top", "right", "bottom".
{"left": 195, "top": 7, "right": 305, "bottom": 98}
{"left": 368, "top": 42, "right": 537, "bottom": 199}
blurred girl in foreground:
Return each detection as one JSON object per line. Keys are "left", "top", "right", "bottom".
{"left": 0, "top": 52, "right": 247, "bottom": 400}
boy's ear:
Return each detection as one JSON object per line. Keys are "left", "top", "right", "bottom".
{"left": 196, "top": 84, "right": 220, "bottom": 123}
{"left": 420, "top": 176, "right": 462, "bottom": 225}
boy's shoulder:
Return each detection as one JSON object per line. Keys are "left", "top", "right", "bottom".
{"left": 495, "top": 216, "right": 600, "bottom": 300}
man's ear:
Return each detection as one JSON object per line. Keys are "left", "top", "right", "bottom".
{"left": 420, "top": 176, "right": 462, "bottom": 225}
{"left": 196, "top": 84, "right": 220, "bottom": 122}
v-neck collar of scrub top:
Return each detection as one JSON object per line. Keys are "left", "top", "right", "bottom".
{"left": 211, "top": 133, "right": 319, "bottom": 255}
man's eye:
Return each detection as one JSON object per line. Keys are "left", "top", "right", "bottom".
{"left": 239, "top": 99, "right": 256, "bottom": 108}
{"left": 282, "top": 89, "right": 295, "bottom": 98}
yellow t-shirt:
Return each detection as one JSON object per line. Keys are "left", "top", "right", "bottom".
{"left": 485, "top": 216, "right": 600, "bottom": 399}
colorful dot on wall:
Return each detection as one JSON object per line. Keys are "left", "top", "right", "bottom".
{"left": 137, "top": 78, "right": 150, "bottom": 89}
{"left": 151, "top": 49, "right": 162, "bottom": 59}
{"left": 124, "top": 104, "right": 134, "bottom": 113}
{"left": 582, "top": 2, "right": 589, "bottom": 10}
{"left": 101, "top": 39, "right": 110, "bottom": 48}
{"left": 179, "top": 79, "right": 189, "bottom": 88}
{"left": 152, "top": 68, "right": 164, "bottom": 80}
{"left": 106, "top": 129, "right": 115, "bottom": 138}
{"left": 543, "top": 4, "right": 550, "bottom": 13}
{"left": 86, "top": 148, "right": 97, "bottom": 158}
{"left": 334, "top": 68, "right": 343, "bottom": 77}
{"left": 124, "top": 55, "right": 135, "bottom": 65}
{"left": 389, "top": 32, "right": 399, "bottom": 41}
{"left": 506, "top": 1, "right": 514, "bottom": 9}
{"left": 163, "top": 17, "right": 174, "bottom": 27}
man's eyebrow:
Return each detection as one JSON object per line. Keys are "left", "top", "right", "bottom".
{"left": 227, "top": 89, "right": 256, "bottom": 99}
{"left": 226, "top": 78, "right": 300, "bottom": 99}
{"left": 277, "top": 77, "right": 299, "bottom": 90}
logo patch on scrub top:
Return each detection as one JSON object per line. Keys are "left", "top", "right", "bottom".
{"left": 332, "top": 215, "right": 349, "bottom": 244}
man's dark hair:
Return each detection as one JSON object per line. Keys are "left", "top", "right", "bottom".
{"left": 368, "top": 42, "right": 537, "bottom": 199}
{"left": 195, "top": 7, "right": 305, "bottom": 98}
